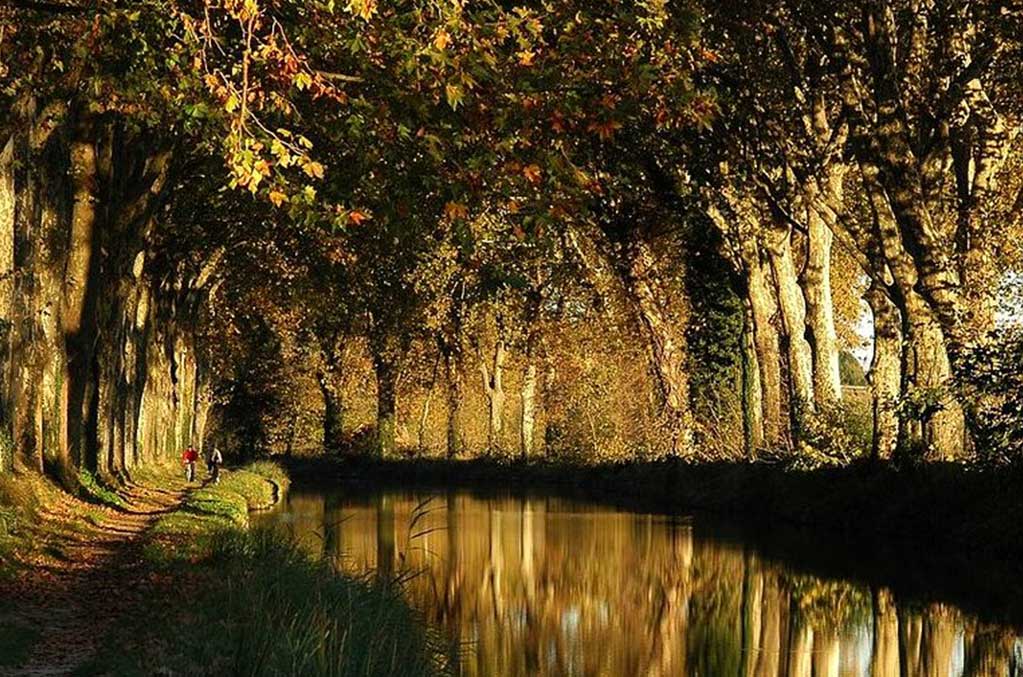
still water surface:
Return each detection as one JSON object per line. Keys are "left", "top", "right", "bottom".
{"left": 257, "top": 487, "right": 1023, "bottom": 677}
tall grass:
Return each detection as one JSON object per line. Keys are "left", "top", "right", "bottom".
{"left": 117, "top": 461, "right": 449, "bottom": 676}
{"left": 178, "top": 528, "right": 449, "bottom": 677}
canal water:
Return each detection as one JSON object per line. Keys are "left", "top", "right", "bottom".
{"left": 256, "top": 486, "right": 1023, "bottom": 676}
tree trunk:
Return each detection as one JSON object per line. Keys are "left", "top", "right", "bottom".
{"left": 373, "top": 355, "right": 398, "bottom": 458}
{"left": 0, "top": 136, "right": 12, "bottom": 473}
{"left": 520, "top": 358, "right": 537, "bottom": 459}
{"left": 803, "top": 211, "right": 842, "bottom": 405}
{"left": 860, "top": 161, "right": 966, "bottom": 460}
{"left": 743, "top": 245, "right": 787, "bottom": 449}
{"left": 622, "top": 238, "right": 694, "bottom": 454}
{"left": 900, "top": 310, "right": 965, "bottom": 461}
{"left": 317, "top": 370, "right": 344, "bottom": 452}
{"left": 444, "top": 350, "right": 463, "bottom": 459}
{"left": 416, "top": 357, "right": 439, "bottom": 455}
{"left": 479, "top": 339, "right": 506, "bottom": 453}
{"left": 866, "top": 281, "right": 901, "bottom": 461}
{"left": 740, "top": 303, "right": 764, "bottom": 456}
{"left": 765, "top": 225, "right": 815, "bottom": 422}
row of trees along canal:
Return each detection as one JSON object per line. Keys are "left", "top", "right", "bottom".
{"left": 2, "top": 0, "right": 1022, "bottom": 481}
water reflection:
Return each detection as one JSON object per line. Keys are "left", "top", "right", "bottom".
{"left": 260, "top": 490, "right": 1023, "bottom": 677}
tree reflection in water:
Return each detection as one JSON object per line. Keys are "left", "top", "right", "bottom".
{"left": 266, "top": 491, "right": 1023, "bottom": 677}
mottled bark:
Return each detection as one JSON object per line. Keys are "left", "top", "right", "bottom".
{"left": 0, "top": 105, "right": 209, "bottom": 483}
{"left": 443, "top": 350, "right": 464, "bottom": 459}
{"left": 765, "top": 225, "right": 815, "bottom": 419}
{"left": 861, "top": 163, "right": 965, "bottom": 460}
{"left": 0, "top": 137, "right": 12, "bottom": 472}
{"left": 740, "top": 303, "right": 764, "bottom": 456}
{"left": 803, "top": 210, "right": 842, "bottom": 404}
{"left": 64, "top": 135, "right": 96, "bottom": 335}
{"left": 622, "top": 238, "right": 694, "bottom": 454}
{"left": 744, "top": 247, "right": 786, "bottom": 449}
{"left": 866, "top": 281, "right": 901, "bottom": 461}
{"left": 520, "top": 355, "right": 537, "bottom": 459}
{"left": 479, "top": 339, "right": 506, "bottom": 453}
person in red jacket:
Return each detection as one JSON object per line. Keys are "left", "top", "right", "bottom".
{"left": 182, "top": 444, "right": 198, "bottom": 482}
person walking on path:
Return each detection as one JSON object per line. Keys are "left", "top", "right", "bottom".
{"left": 182, "top": 444, "right": 198, "bottom": 482}
{"left": 206, "top": 446, "right": 223, "bottom": 483}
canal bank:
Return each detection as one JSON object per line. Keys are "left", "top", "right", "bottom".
{"left": 0, "top": 462, "right": 447, "bottom": 677}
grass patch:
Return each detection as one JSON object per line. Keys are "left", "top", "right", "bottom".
{"left": 129, "top": 529, "right": 447, "bottom": 677}
{"left": 91, "top": 460, "right": 446, "bottom": 676}
{"left": 0, "top": 474, "right": 49, "bottom": 569}
{"left": 144, "top": 464, "right": 282, "bottom": 564}
{"left": 77, "top": 470, "right": 127, "bottom": 509}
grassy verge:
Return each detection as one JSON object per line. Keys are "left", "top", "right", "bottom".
{"left": 83, "top": 462, "right": 447, "bottom": 677}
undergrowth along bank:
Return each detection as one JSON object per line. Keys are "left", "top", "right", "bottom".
{"left": 84, "top": 461, "right": 449, "bottom": 677}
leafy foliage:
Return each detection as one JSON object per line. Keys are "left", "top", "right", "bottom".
{"left": 957, "top": 327, "right": 1023, "bottom": 463}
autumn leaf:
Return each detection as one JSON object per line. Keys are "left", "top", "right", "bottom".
{"left": 268, "top": 190, "right": 288, "bottom": 207}
{"left": 516, "top": 50, "right": 536, "bottom": 66}
{"left": 434, "top": 29, "right": 451, "bottom": 51}
{"left": 345, "top": 0, "right": 377, "bottom": 20}
{"left": 443, "top": 201, "right": 469, "bottom": 221}
{"left": 302, "top": 160, "right": 325, "bottom": 179}
{"left": 522, "top": 164, "right": 542, "bottom": 184}
{"left": 294, "top": 71, "right": 313, "bottom": 91}
{"left": 445, "top": 83, "right": 464, "bottom": 109}
{"left": 587, "top": 119, "right": 622, "bottom": 140}
{"left": 348, "top": 209, "right": 370, "bottom": 225}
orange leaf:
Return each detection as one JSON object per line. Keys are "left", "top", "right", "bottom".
{"left": 433, "top": 29, "right": 451, "bottom": 51}
{"left": 522, "top": 164, "right": 542, "bottom": 184}
{"left": 444, "top": 201, "right": 469, "bottom": 221}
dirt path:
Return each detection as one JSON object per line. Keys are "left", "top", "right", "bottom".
{"left": 0, "top": 475, "right": 191, "bottom": 677}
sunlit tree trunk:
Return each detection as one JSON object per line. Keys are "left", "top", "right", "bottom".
{"left": 520, "top": 358, "right": 537, "bottom": 459}
{"left": 861, "top": 164, "right": 965, "bottom": 460}
{"left": 0, "top": 137, "right": 12, "bottom": 473}
{"left": 765, "top": 225, "right": 815, "bottom": 424}
{"left": 443, "top": 349, "right": 463, "bottom": 459}
{"left": 622, "top": 238, "right": 694, "bottom": 454}
{"left": 479, "top": 339, "right": 506, "bottom": 453}
{"left": 803, "top": 210, "right": 842, "bottom": 405}
{"left": 743, "top": 246, "right": 786, "bottom": 449}
{"left": 416, "top": 356, "right": 439, "bottom": 455}
{"left": 866, "top": 282, "right": 901, "bottom": 461}
{"left": 740, "top": 303, "right": 764, "bottom": 456}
